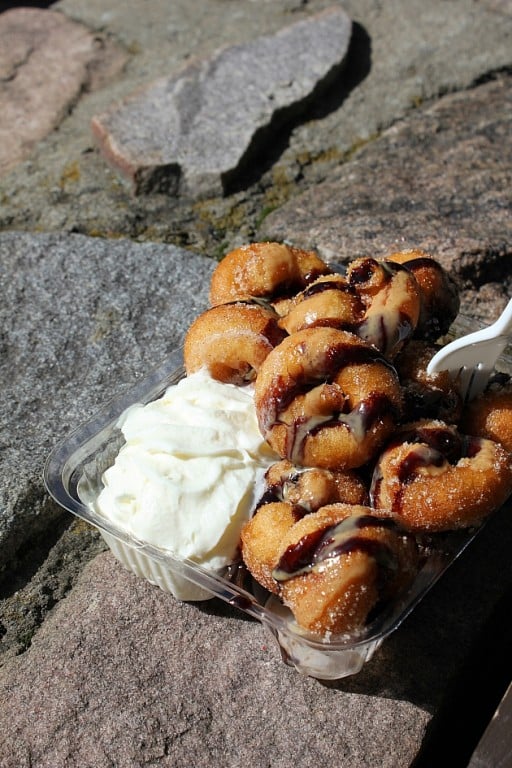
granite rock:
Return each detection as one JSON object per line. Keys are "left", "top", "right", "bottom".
{"left": 259, "top": 72, "right": 512, "bottom": 323}
{"left": 0, "top": 0, "right": 512, "bottom": 764}
{"left": 480, "top": 0, "right": 512, "bottom": 14}
{"left": 0, "top": 232, "right": 214, "bottom": 578}
{"left": 0, "top": 1, "right": 510, "bottom": 245}
{"left": 0, "top": 551, "right": 429, "bottom": 768}
{"left": 91, "top": 7, "right": 352, "bottom": 197}
{"left": 0, "top": 8, "right": 126, "bottom": 177}
{"left": 1, "top": 492, "right": 511, "bottom": 767}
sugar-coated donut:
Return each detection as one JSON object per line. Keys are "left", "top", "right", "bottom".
{"left": 184, "top": 301, "right": 286, "bottom": 384}
{"left": 394, "top": 340, "right": 463, "bottom": 423}
{"left": 460, "top": 374, "right": 512, "bottom": 452}
{"left": 279, "top": 274, "right": 365, "bottom": 335}
{"left": 386, "top": 249, "right": 460, "bottom": 340}
{"left": 370, "top": 420, "right": 512, "bottom": 532}
{"left": 271, "top": 504, "right": 419, "bottom": 635}
{"left": 254, "top": 327, "right": 403, "bottom": 469}
{"left": 209, "top": 241, "right": 331, "bottom": 310}
{"left": 259, "top": 459, "right": 369, "bottom": 513}
{"left": 281, "top": 259, "right": 421, "bottom": 359}
{"left": 241, "top": 502, "right": 299, "bottom": 594}
{"left": 346, "top": 257, "right": 421, "bottom": 358}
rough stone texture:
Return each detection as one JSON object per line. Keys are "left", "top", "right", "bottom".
{"left": 91, "top": 7, "right": 352, "bottom": 197}
{"left": 0, "top": 553, "right": 429, "bottom": 768}
{"left": 259, "top": 72, "right": 512, "bottom": 324}
{"left": 481, "top": 0, "right": 512, "bottom": 14}
{"left": 468, "top": 681, "right": 512, "bottom": 767}
{"left": 0, "top": 497, "right": 511, "bottom": 767}
{"left": 0, "top": 0, "right": 512, "bottom": 765}
{"left": 0, "top": 8, "right": 127, "bottom": 177}
{"left": 0, "top": 1, "right": 510, "bottom": 247}
{"left": 0, "top": 232, "right": 214, "bottom": 580}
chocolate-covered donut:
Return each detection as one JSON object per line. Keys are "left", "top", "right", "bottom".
{"left": 280, "top": 259, "right": 421, "bottom": 359}
{"left": 184, "top": 301, "right": 286, "bottom": 384}
{"left": 345, "top": 257, "right": 421, "bottom": 358}
{"left": 394, "top": 340, "right": 463, "bottom": 423}
{"left": 279, "top": 274, "right": 365, "bottom": 335}
{"left": 254, "top": 327, "right": 403, "bottom": 469}
{"left": 461, "top": 375, "right": 512, "bottom": 452}
{"left": 371, "top": 420, "right": 512, "bottom": 532}
{"left": 386, "top": 249, "right": 460, "bottom": 340}
{"left": 272, "top": 504, "right": 419, "bottom": 635}
{"left": 241, "top": 463, "right": 369, "bottom": 594}
{"left": 209, "top": 241, "right": 331, "bottom": 310}
{"left": 260, "top": 459, "right": 369, "bottom": 513}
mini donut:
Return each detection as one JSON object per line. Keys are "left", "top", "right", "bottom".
{"left": 279, "top": 274, "right": 365, "bottom": 335}
{"left": 346, "top": 257, "right": 421, "bottom": 358}
{"left": 460, "top": 374, "right": 512, "bottom": 452}
{"left": 370, "top": 420, "right": 512, "bottom": 532}
{"left": 184, "top": 301, "right": 286, "bottom": 385}
{"left": 271, "top": 504, "right": 419, "bottom": 635}
{"left": 240, "top": 502, "right": 301, "bottom": 594}
{"left": 209, "top": 241, "right": 331, "bottom": 310}
{"left": 386, "top": 249, "right": 460, "bottom": 340}
{"left": 254, "top": 327, "right": 403, "bottom": 470}
{"left": 394, "top": 340, "right": 463, "bottom": 423}
{"left": 259, "top": 459, "right": 369, "bottom": 513}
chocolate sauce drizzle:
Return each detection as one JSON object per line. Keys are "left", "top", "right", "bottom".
{"left": 259, "top": 342, "right": 395, "bottom": 431}
{"left": 272, "top": 513, "right": 399, "bottom": 582}
{"left": 259, "top": 342, "right": 400, "bottom": 463}
{"left": 370, "top": 425, "right": 484, "bottom": 513}
{"left": 355, "top": 311, "right": 414, "bottom": 358}
{"left": 256, "top": 467, "right": 311, "bottom": 514}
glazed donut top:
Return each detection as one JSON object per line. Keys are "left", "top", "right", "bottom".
{"left": 258, "top": 460, "right": 368, "bottom": 514}
{"left": 346, "top": 257, "right": 421, "bottom": 357}
{"left": 385, "top": 249, "right": 460, "bottom": 339}
{"left": 209, "top": 241, "right": 330, "bottom": 307}
{"left": 271, "top": 508, "right": 403, "bottom": 582}
{"left": 370, "top": 421, "right": 487, "bottom": 507}
{"left": 255, "top": 327, "right": 399, "bottom": 439}
{"left": 279, "top": 258, "right": 421, "bottom": 359}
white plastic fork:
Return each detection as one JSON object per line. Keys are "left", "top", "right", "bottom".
{"left": 427, "top": 297, "right": 512, "bottom": 402}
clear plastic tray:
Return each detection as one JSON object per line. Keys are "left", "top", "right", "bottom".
{"left": 44, "top": 315, "right": 512, "bottom": 680}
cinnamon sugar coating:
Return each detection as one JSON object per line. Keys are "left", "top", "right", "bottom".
{"left": 209, "top": 241, "right": 330, "bottom": 310}
{"left": 254, "top": 327, "right": 403, "bottom": 469}
{"left": 184, "top": 301, "right": 286, "bottom": 384}
{"left": 371, "top": 420, "right": 512, "bottom": 532}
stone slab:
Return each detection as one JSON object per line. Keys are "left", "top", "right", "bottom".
{"left": 1, "top": 490, "right": 512, "bottom": 767}
{"left": 258, "top": 72, "right": 512, "bottom": 324}
{"left": 480, "top": 0, "right": 512, "bottom": 14}
{"left": 91, "top": 7, "right": 352, "bottom": 197}
{"left": 0, "top": 8, "right": 126, "bottom": 177}
{"left": 0, "top": 551, "right": 437, "bottom": 768}
{"left": 468, "top": 681, "right": 512, "bottom": 767}
{"left": 1, "top": 1, "right": 511, "bottom": 245}
{"left": 0, "top": 232, "right": 215, "bottom": 577}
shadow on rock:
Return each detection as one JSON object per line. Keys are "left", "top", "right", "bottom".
{"left": 222, "top": 22, "right": 372, "bottom": 196}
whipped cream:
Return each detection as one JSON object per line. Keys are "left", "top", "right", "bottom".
{"left": 94, "top": 370, "right": 276, "bottom": 571}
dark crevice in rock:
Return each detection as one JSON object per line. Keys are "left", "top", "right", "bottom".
{"left": 0, "top": 516, "right": 106, "bottom": 660}
{"left": 455, "top": 246, "right": 512, "bottom": 289}
{"left": 221, "top": 22, "right": 372, "bottom": 196}
{"left": 0, "top": 502, "right": 70, "bottom": 600}
{"left": 0, "top": 2, "right": 58, "bottom": 10}
{"left": 411, "top": 582, "right": 512, "bottom": 768}
{"left": 471, "top": 64, "right": 512, "bottom": 88}
{"left": 134, "top": 163, "right": 183, "bottom": 197}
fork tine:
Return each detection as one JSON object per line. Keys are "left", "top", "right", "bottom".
{"left": 460, "top": 362, "right": 490, "bottom": 402}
